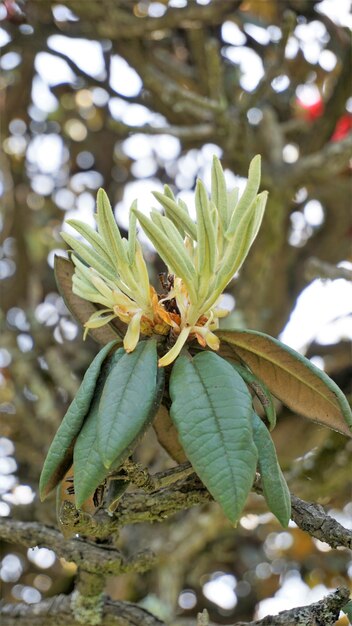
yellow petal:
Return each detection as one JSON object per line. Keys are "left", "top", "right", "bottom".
{"left": 193, "top": 326, "right": 220, "bottom": 351}
{"left": 84, "top": 310, "right": 116, "bottom": 329}
{"left": 158, "top": 326, "right": 191, "bottom": 367}
{"left": 123, "top": 311, "right": 143, "bottom": 353}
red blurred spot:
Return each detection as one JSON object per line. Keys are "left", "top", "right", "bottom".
{"left": 331, "top": 113, "right": 352, "bottom": 142}
{"left": 297, "top": 98, "right": 324, "bottom": 122}
{"left": 296, "top": 97, "right": 351, "bottom": 141}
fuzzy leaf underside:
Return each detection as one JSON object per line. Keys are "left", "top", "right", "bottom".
{"left": 98, "top": 340, "right": 164, "bottom": 468}
{"left": 251, "top": 412, "right": 291, "bottom": 527}
{"left": 54, "top": 255, "right": 124, "bottom": 344}
{"left": 153, "top": 404, "right": 188, "bottom": 463}
{"left": 217, "top": 329, "right": 352, "bottom": 437}
{"left": 39, "top": 340, "right": 120, "bottom": 500}
{"left": 169, "top": 351, "right": 258, "bottom": 524}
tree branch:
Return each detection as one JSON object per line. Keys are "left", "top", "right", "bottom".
{"left": 59, "top": 0, "right": 243, "bottom": 38}
{"left": 285, "top": 133, "right": 352, "bottom": 186}
{"left": 234, "top": 587, "right": 350, "bottom": 626}
{"left": 304, "top": 257, "right": 352, "bottom": 282}
{"left": 2, "top": 478, "right": 351, "bottom": 552}
{"left": 253, "top": 478, "right": 352, "bottom": 551}
{"left": 0, "top": 594, "right": 165, "bottom": 626}
{"left": 108, "top": 119, "right": 214, "bottom": 141}
{"left": 290, "top": 495, "right": 352, "bottom": 549}
{"left": 0, "top": 587, "right": 349, "bottom": 626}
{"left": 0, "top": 520, "right": 155, "bottom": 575}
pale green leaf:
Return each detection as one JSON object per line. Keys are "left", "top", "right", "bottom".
{"left": 54, "top": 256, "right": 124, "bottom": 343}
{"left": 65, "top": 220, "right": 115, "bottom": 267}
{"left": 247, "top": 191, "right": 268, "bottom": 247}
{"left": 211, "top": 155, "right": 228, "bottom": 232}
{"left": 61, "top": 232, "right": 116, "bottom": 281}
{"left": 195, "top": 179, "right": 216, "bottom": 279}
{"left": 96, "top": 188, "right": 128, "bottom": 267}
{"left": 134, "top": 209, "right": 197, "bottom": 301}
{"left": 226, "top": 154, "right": 261, "bottom": 238}
{"left": 128, "top": 200, "right": 138, "bottom": 264}
{"left": 153, "top": 191, "right": 198, "bottom": 241}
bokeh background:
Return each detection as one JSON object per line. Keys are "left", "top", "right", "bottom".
{"left": 0, "top": 0, "right": 351, "bottom": 622}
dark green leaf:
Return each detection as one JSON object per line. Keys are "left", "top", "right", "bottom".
{"left": 98, "top": 340, "right": 164, "bottom": 468}
{"left": 39, "top": 340, "right": 121, "bottom": 500}
{"left": 169, "top": 351, "right": 257, "bottom": 524}
{"left": 228, "top": 361, "right": 276, "bottom": 429}
{"left": 251, "top": 412, "right": 291, "bottom": 527}
{"left": 217, "top": 329, "right": 352, "bottom": 437}
{"left": 73, "top": 350, "right": 125, "bottom": 508}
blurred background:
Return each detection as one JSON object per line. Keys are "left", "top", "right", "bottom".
{"left": 0, "top": 0, "right": 351, "bottom": 622}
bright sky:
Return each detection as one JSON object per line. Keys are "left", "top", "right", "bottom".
{"left": 1, "top": 0, "right": 351, "bottom": 616}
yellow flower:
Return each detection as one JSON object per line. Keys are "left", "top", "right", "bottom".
{"left": 62, "top": 156, "right": 267, "bottom": 366}
{"left": 134, "top": 155, "right": 267, "bottom": 365}
{"left": 61, "top": 191, "right": 155, "bottom": 353}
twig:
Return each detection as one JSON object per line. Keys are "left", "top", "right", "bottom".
{"left": 0, "top": 594, "right": 165, "bottom": 626}
{"left": 0, "top": 587, "right": 349, "bottom": 626}
{"left": 284, "top": 133, "right": 352, "bottom": 186}
{"left": 234, "top": 587, "right": 350, "bottom": 626}
{"left": 3, "top": 473, "right": 351, "bottom": 551}
{"left": 60, "top": 0, "right": 243, "bottom": 38}
{"left": 108, "top": 119, "right": 214, "bottom": 141}
{"left": 305, "top": 257, "right": 352, "bottom": 282}
{"left": 244, "top": 10, "right": 295, "bottom": 110}
{"left": 0, "top": 520, "right": 155, "bottom": 575}
{"left": 290, "top": 495, "right": 352, "bottom": 550}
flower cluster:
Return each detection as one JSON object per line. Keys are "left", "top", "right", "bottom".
{"left": 62, "top": 156, "right": 267, "bottom": 366}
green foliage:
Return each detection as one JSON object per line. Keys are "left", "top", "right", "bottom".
{"left": 54, "top": 256, "right": 123, "bottom": 344}
{"left": 39, "top": 339, "right": 120, "bottom": 500}
{"left": 73, "top": 349, "right": 125, "bottom": 508}
{"left": 169, "top": 351, "right": 258, "bottom": 524}
{"left": 251, "top": 412, "right": 291, "bottom": 527}
{"left": 98, "top": 340, "right": 163, "bottom": 469}
{"left": 229, "top": 362, "right": 276, "bottom": 430}
{"left": 217, "top": 329, "right": 352, "bottom": 437}
{"left": 41, "top": 158, "right": 351, "bottom": 530}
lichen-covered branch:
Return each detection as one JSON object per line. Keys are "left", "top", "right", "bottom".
{"left": 304, "top": 257, "right": 352, "bottom": 282}
{"left": 0, "top": 520, "right": 154, "bottom": 575}
{"left": 0, "top": 594, "right": 165, "bottom": 626}
{"left": 56, "top": 473, "right": 211, "bottom": 538}
{"left": 2, "top": 476, "right": 351, "bottom": 555}
{"left": 108, "top": 119, "right": 214, "bottom": 141}
{"left": 290, "top": 495, "right": 352, "bottom": 550}
{"left": 234, "top": 587, "right": 350, "bottom": 626}
{"left": 55, "top": 0, "right": 243, "bottom": 38}
{"left": 285, "top": 133, "right": 352, "bottom": 186}
{"left": 252, "top": 480, "right": 352, "bottom": 551}
{"left": 0, "top": 587, "right": 349, "bottom": 626}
